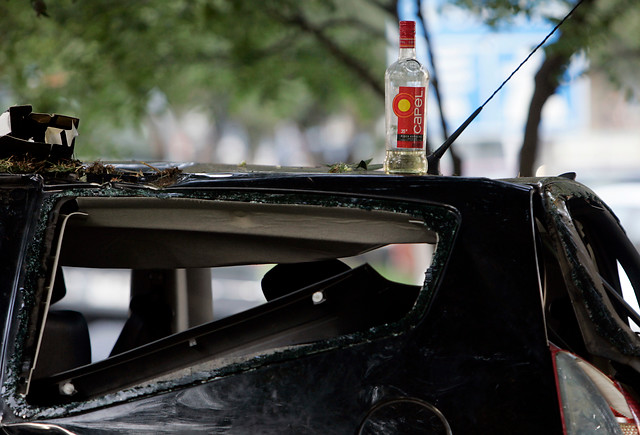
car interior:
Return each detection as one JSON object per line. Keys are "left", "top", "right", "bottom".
{"left": 24, "top": 195, "right": 439, "bottom": 405}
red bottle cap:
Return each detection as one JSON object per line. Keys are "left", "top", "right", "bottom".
{"left": 399, "top": 21, "right": 415, "bottom": 49}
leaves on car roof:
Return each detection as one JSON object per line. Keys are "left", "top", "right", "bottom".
{"left": 0, "top": 156, "right": 83, "bottom": 175}
{"left": 328, "top": 159, "right": 382, "bottom": 173}
{"left": 0, "top": 156, "right": 182, "bottom": 187}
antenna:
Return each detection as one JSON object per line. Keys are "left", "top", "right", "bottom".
{"left": 426, "top": 0, "right": 585, "bottom": 175}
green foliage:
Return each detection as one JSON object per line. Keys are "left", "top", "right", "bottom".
{"left": 0, "top": 0, "right": 389, "bottom": 158}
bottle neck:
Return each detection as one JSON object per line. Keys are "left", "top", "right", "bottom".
{"left": 398, "top": 47, "right": 416, "bottom": 60}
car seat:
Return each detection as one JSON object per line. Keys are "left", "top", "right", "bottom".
{"left": 110, "top": 269, "right": 174, "bottom": 356}
{"left": 32, "top": 269, "right": 92, "bottom": 379}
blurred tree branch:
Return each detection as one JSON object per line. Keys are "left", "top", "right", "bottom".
{"left": 271, "top": 8, "right": 385, "bottom": 97}
{"left": 368, "top": 0, "right": 399, "bottom": 19}
{"left": 417, "top": 1, "right": 462, "bottom": 174}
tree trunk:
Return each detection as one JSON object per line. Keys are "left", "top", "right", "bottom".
{"left": 519, "top": 52, "right": 571, "bottom": 176}
{"left": 418, "top": 4, "right": 463, "bottom": 174}
{"left": 516, "top": 0, "right": 600, "bottom": 180}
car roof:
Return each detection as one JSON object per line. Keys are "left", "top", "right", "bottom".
{"left": 3, "top": 157, "right": 597, "bottom": 203}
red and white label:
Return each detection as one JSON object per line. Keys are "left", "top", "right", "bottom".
{"left": 392, "top": 86, "right": 425, "bottom": 149}
{"left": 399, "top": 36, "right": 415, "bottom": 49}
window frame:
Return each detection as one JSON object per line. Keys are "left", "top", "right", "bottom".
{"left": 539, "top": 189, "right": 640, "bottom": 366}
{"left": 11, "top": 188, "right": 460, "bottom": 416}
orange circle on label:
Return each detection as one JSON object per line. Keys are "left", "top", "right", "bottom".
{"left": 393, "top": 93, "right": 414, "bottom": 118}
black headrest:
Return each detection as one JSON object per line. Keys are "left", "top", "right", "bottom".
{"left": 261, "top": 260, "right": 351, "bottom": 301}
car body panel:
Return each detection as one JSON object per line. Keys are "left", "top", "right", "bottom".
{"left": 0, "top": 167, "right": 636, "bottom": 433}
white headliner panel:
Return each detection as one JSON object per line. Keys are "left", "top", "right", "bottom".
{"left": 59, "top": 197, "right": 436, "bottom": 268}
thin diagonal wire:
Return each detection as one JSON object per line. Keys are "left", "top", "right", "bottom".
{"left": 480, "top": 0, "right": 585, "bottom": 110}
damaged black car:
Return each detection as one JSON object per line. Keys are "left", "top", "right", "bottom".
{"left": 0, "top": 107, "right": 639, "bottom": 434}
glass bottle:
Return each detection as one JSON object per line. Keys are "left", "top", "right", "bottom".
{"left": 384, "top": 20, "right": 429, "bottom": 175}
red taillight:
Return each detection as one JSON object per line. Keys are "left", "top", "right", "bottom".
{"left": 552, "top": 345, "right": 640, "bottom": 435}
